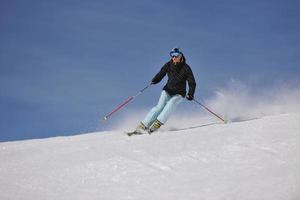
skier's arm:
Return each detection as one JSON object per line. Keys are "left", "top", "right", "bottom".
{"left": 186, "top": 66, "right": 196, "bottom": 97}
{"left": 151, "top": 63, "right": 168, "bottom": 84}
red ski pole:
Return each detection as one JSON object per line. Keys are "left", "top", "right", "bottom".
{"left": 103, "top": 84, "right": 151, "bottom": 121}
{"left": 193, "top": 99, "right": 227, "bottom": 123}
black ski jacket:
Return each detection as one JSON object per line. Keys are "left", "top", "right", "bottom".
{"left": 151, "top": 60, "right": 196, "bottom": 97}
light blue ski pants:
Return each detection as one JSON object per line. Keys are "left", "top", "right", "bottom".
{"left": 142, "top": 90, "right": 183, "bottom": 127}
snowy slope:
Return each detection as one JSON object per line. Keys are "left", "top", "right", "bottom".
{"left": 1, "top": 112, "right": 300, "bottom": 200}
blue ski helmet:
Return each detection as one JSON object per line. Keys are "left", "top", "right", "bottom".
{"left": 170, "top": 47, "right": 183, "bottom": 57}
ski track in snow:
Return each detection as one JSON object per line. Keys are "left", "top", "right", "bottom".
{"left": 1, "top": 112, "right": 300, "bottom": 200}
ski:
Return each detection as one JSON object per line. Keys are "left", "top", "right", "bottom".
{"left": 125, "top": 131, "right": 141, "bottom": 136}
{"left": 125, "top": 130, "right": 149, "bottom": 136}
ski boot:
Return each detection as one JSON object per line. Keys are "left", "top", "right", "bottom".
{"left": 127, "top": 122, "right": 149, "bottom": 136}
{"left": 149, "top": 119, "right": 163, "bottom": 133}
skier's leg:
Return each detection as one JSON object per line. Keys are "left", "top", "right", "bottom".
{"left": 156, "top": 94, "right": 183, "bottom": 124}
{"left": 149, "top": 95, "right": 183, "bottom": 133}
{"left": 141, "top": 90, "right": 170, "bottom": 128}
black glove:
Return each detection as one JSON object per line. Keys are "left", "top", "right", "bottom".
{"left": 151, "top": 79, "right": 158, "bottom": 85}
{"left": 186, "top": 94, "right": 194, "bottom": 101}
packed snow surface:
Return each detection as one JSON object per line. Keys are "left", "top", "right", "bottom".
{"left": 1, "top": 112, "right": 300, "bottom": 200}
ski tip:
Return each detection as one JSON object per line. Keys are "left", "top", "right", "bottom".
{"left": 125, "top": 131, "right": 135, "bottom": 136}
{"left": 125, "top": 130, "right": 148, "bottom": 136}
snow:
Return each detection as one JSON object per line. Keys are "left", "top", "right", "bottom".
{"left": 1, "top": 112, "right": 300, "bottom": 200}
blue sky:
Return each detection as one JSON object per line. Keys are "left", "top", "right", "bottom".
{"left": 1, "top": 0, "right": 300, "bottom": 141}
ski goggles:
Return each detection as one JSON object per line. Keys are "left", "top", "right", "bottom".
{"left": 170, "top": 51, "right": 182, "bottom": 57}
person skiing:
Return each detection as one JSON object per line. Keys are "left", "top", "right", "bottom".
{"left": 132, "top": 47, "right": 196, "bottom": 135}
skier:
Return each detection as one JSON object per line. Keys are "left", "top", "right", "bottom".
{"left": 131, "top": 47, "right": 196, "bottom": 135}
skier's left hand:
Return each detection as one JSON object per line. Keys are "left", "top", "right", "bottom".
{"left": 186, "top": 94, "right": 194, "bottom": 101}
